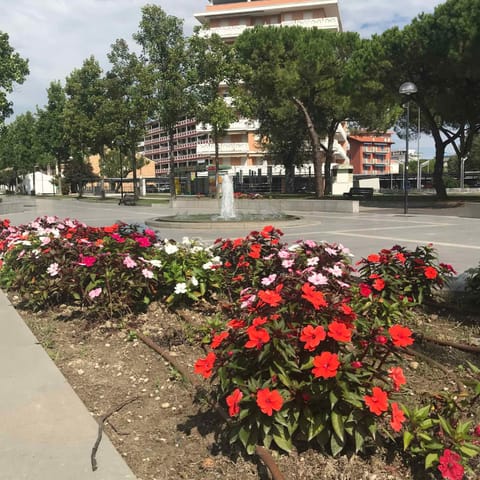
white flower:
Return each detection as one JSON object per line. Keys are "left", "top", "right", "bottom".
{"left": 308, "top": 272, "right": 329, "bottom": 286}
{"left": 164, "top": 243, "right": 179, "bottom": 255}
{"left": 148, "top": 259, "right": 163, "bottom": 268}
{"left": 325, "top": 247, "right": 338, "bottom": 256}
{"left": 190, "top": 276, "right": 199, "bottom": 287}
{"left": 182, "top": 236, "right": 191, "bottom": 245}
{"left": 174, "top": 282, "right": 187, "bottom": 294}
{"left": 47, "top": 262, "right": 60, "bottom": 277}
{"left": 307, "top": 256, "right": 319, "bottom": 267}
{"left": 327, "top": 265, "right": 343, "bottom": 277}
{"left": 142, "top": 268, "right": 154, "bottom": 279}
{"left": 282, "top": 259, "right": 294, "bottom": 269}
{"left": 202, "top": 261, "right": 213, "bottom": 270}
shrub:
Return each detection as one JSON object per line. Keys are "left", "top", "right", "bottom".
{"left": 196, "top": 227, "right": 413, "bottom": 456}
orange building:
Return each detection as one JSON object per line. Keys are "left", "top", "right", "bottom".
{"left": 348, "top": 132, "right": 395, "bottom": 175}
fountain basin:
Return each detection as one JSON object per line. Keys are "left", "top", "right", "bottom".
{"left": 145, "top": 212, "right": 302, "bottom": 230}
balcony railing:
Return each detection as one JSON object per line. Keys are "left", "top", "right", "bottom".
{"left": 197, "top": 142, "right": 249, "bottom": 155}
{"left": 204, "top": 17, "right": 340, "bottom": 39}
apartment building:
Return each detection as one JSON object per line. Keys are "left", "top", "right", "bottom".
{"left": 142, "top": 1, "right": 346, "bottom": 184}
{"left": 348, "top": 131, "right": 395, "bottom": 175}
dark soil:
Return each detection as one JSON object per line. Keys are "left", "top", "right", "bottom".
{"left": 14, "top": 296, "right": 480, "bottom": 480}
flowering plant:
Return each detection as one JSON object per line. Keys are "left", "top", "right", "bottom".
{"left": 0, "top": 217, "right": 221, "bottom": 317}
{"left": 195, "top": 227, "right": 413, "bottom": 455}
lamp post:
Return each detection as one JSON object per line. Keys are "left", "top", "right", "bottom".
{"left": 399, "top": 82, "right": 418, "bottom": 214}
{"left": 460, "top": 156, "right": 467, "bottom": 190}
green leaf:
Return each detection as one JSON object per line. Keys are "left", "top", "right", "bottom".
{"left": 459, "top": 444, "right": 480, "bottom": 458}
{"left": 238, "top": 425, "right": 250, "bottom": 448}
{"left": 329, "top": 390, "right": 339, "bottom": 408}
{"left": 425, "top": 452, "right": 439, "bottom": 470}
{"left": 272, "top": 428, "right": 293, "bottom": 452}
{"left": 354, "top": 428, "right": 364, "bottom": 453}
{"left": 403, "top": 431, "right": 414, "bottom": 450}
{"left": 438, "top": 416, "right": 454, "bottom": 437}
{"left": 330, "top": 432, "right": 345, "bottom": 457}
{"left": 331, "top": 410, "right": 345, "bottom": 443}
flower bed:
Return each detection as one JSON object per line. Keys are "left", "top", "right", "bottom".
{"left": 1, "top": 217, "right": 479, "bottom": 479}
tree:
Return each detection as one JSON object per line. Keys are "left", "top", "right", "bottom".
{"left": 64, "top": 56, "right": 105, "bottom": 163}
{"left": 62, "top": 154, "right": 98, "bottom": 197}
{"left": 102, "top": 38, "right": 154, "bottom": 197}
{"left": 36, "top": 81, "right": 70, "bottom": 189}
{"left": 234, "top": 27, "right": 396, "bottom": 197}
{"left": 188, "top": 29, "right": 239, "bottom": 197}
{"left": 378, "top": 0, "right": 480, "bottom": 199}
{"left": 134, "top": 5, "right": 192, "bottom": 199}
{"left": 0, "top": 31, "right": 29, "bottom": 126}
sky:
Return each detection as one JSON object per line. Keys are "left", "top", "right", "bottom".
{"left": 0, "top": 0, "right": 445, "bottom": 157}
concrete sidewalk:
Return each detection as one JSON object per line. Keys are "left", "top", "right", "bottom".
{"left": 0, "top": 291, "right": 137, "bottom": 480}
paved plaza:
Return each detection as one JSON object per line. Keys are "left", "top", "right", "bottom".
{"left": 2, "top": 196, "right": 479, "bottom": 274}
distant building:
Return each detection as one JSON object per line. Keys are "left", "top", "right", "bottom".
{"left": 348, "top": 132, "right": 395, "bottom": 175}
{"left": 143, "top": 1, "right": 348, "bottom": 182}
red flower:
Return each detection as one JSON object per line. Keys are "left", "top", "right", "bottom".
{"left": 228, "top": 318, "right": 245, "bottom": 329}
{"left": 232, "top": 238, "right": 243, "bottom": 248}
{"left": 395, "top": 252, "right": 406, "bottom": 264}
{"left": 210, "top": 331, "right": 229, "bottom": 349}
{"left": 372, "top": 278, "right": 386, "bottom": 291}
{"left": 359, "top": 283, "right": 372, "bottom": 297}
{"left": 258, "top": 285, "right": 283, "bottom": 307}
{"left": 367, "top": 254, "right": 381, "bottom": 262}
{"left": 389, "top": 366, "right": 406, "bottom": 391}
{"left": 474, "top": 424, "right": 480, "bottom": 437}
{"left": 226, "top": 388, "right": 243, "bottom": 417}
{"left": 194, "top": 352, "right": 216, "bottom": 379}
{"left": 301, "top": 283, "right": 328, "bottom": 310}
{"left": 300, "top": 325, "right": 326, "bottom": 351}
{"left": 248, "top": 243, "right": 262, "bottom": 259}
{"left": 135, "top": 236, "right": 151, "bottom": 247}
{"left": 252, "top": 316, "right": 268, "bottom": 327}
{"left": 389, "top": 325, "right": 414, "bottom": 348}
{"left": 312, "top": 352, "right": 340, "bottom": 379}
{"left": 438, "top": 449, "right": 464, "bottom": 480}
{"left": 256, "top": 388, "right": 283, "bottom": 416}
{"left": 245, "top": 326, "right": 270, "bottom": 349}
{"left": 375, "top": 335, "right": 388, "bottom": 344}
{"left": 327, "top": 321, "right": 352, "bottom": 343}
{"left": 364, "top": 387, "right": 389, "bottom": 416}
{"left": 390, "top": 402, "right": 406, "bottom": 432}
{"left": 351, "top": 361, "right": 363, "bottom": 369}
{"left": 261, "top": 225, "right": 275, "bottom": 238}
{"left": 424, "top": 266, "right": 438, "bottom": 279}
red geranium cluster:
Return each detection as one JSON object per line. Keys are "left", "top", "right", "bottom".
{"left": 194, "top": 227, "right": 412, "bottom": 454}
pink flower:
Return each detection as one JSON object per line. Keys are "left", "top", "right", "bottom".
{"left": 88, "top": 287, "right": 102, "bottom": 299}
{"left": 78, "top": 255, "right": 97, "bottom": 267}
{"left": 135, "top": 236, "right": 151, "bottom": 248}
{"left": 307, "top": 272, "right": 328, "bottom": 286}
{"left": 261, "top": 274, "right": 277, "bottom": 286}
{"left": 111, "top": 233, "right": 125, "bottom": 243}
{"left": 123, "top": 255, "right": 137, "bottom": 268}
{"left": 47, "top": 262, "right": 60, "bottom": 277}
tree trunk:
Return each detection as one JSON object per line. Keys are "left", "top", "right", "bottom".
{"left": 293, "top": 97, "right": 324, "bottom": 198}
{"left": 285, "top": 163, "right": 295, "bottom": 194}
{"left": 131, "top": 146, "right": 138, "bottom": 199}
{"left": 214, "top": 129, "right": 220, "bottom": 199}
{"left": 169, "top": 130, "right": 176, "bottom": 200}
{"left": 433, "top": 142, "right": 447, "bottom": 200}
{"left": 324, "top": 123, "right": 338, "bottom": 196}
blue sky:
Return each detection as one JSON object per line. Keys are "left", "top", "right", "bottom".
{"left": 0, "top": 0, "right": 445, "bottom": 157}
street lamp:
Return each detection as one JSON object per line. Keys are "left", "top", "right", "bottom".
{"left": 399, "top": 82, "right": 418, "bottom": 214}
{"left": 460, "top": 156, "right": 467, "bottom": 190}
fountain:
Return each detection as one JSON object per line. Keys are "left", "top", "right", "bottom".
{"left": 145, "top": 173, "right": 301, "bottom": 229}
{"left": 219, "top": 174, "right": 236, "bottom": 219}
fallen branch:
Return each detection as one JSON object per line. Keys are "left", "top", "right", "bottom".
{"left": 137, "top": 331, "right": 287, "bottom": 480}
{"left": 91, "top": 396, "right": 140, "bottom": 471}
{"left": 418, "top": 334, "right": 480, "bottom": 354}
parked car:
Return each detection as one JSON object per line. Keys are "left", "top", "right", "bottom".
{"left": 145, "top": 184, "right": 158, "bottom": 193}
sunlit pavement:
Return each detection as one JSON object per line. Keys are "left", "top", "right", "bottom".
{"left": 2, "top": 196, "right": 479, "bottom": 274}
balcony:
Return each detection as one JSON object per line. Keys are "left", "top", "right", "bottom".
{"left": 197, "top": 142, "right": 249, "bottom": 155}
{"left": 204, "top": 17, "right": 340, "bottom": 39}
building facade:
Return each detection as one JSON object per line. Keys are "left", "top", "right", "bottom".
{"left": 142, "top": 1, "right": 347, "bottom": 184}
{"left": 348, "top": 131, "right": 395, "bottom": 175}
